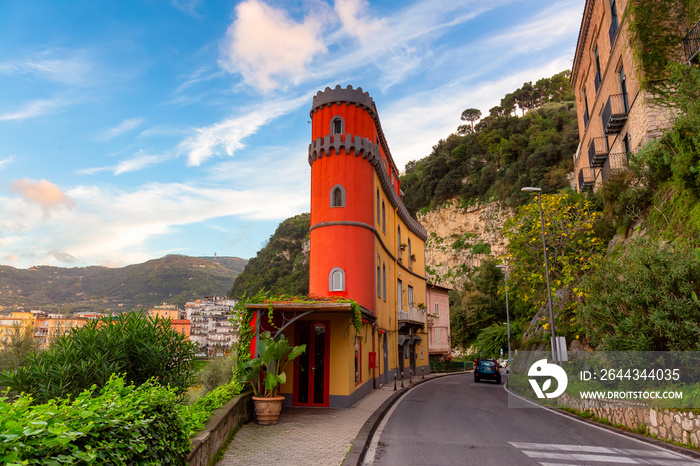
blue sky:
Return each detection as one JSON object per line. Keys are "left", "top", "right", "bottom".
{"left": 0, "top": 0, "right": 584, "bottom": 269}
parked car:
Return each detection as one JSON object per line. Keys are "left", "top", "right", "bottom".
{"left": 474, "top": 359, "right": 501, "bottom": 384}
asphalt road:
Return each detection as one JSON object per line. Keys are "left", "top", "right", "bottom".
{"left": 364, "top": 372, "right": 700, "bottom": 465}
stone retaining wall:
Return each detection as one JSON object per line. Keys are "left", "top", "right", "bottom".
{"left": 558, "top": 394, "right": 700, "bottom": 447}
{"left": 188, "top": 391, "right": 254, "bottom": 466}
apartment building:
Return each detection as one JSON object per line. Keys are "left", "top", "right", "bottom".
{"left": 426, "top": 284, "right": 451, "bottom": 359}
{"left": 184, "top": 297, "right": 237, "bottom": 354}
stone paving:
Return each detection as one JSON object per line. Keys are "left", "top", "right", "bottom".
{"left": 217, "top": 384, "right": 398, "bottom": 466}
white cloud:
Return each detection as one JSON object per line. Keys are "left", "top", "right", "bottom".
{"left": 219, "top": 0, "right": 330, "bottom": 92}
{"left": 0, "top": 97, "right": 69, "bottom": 121}
{"left": 178, "top": 93, "right": 308, "bottom": 166}
{"left": 0, "top": 177, "right": 309, "bottom": 268}
{"left": 0, "top": 155, "right": 15, "bottom": 170}
{"left": 10, "top": 178, "right": 77, "bottom": 217}
{"left": 0, "top": 49, "right": 93, "bottom": 86}
{"left": 95, "top": 117, "right": 145, "bottom": 142}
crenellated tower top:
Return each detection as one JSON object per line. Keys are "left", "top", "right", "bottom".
{"left": 310, "top": 85, "right": 375, "bottom": 115}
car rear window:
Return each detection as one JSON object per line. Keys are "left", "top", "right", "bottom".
{"left": 478, "top": 362, "right": 496, "bottom": 369}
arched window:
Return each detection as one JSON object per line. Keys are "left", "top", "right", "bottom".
{"left": 377, "top": 265, "right": 381, "bottom": 297}
{"left": 330, "top": 184, "right": 346, "bottom": 208}
{"left": 329, "top": 267, "right": 345, "bottom": 291}
{"left": 331, "top": 116, "right": 345, "bottom": 135}
{"left": 376, "top": 189, "right": 380, "bottom": 224}
{"left": 397, "top": 226, "right": 402, "bottom": 259}
{"left": 382, "top": 263, "right": 386, "bottom": 301}
{"left": 408, "top": 238, "right": 412, "bottom": 262}
{"left": 381, "top": 201, "right": 386, "bottom": 234}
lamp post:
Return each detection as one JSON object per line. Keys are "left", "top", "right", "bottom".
{"left": 521, "top": 187, "right": 558, "bottom": 364}
{"left": 496, "top": 265, "right": 512, "bottom": 360}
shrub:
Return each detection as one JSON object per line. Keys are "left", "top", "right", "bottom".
{"left": 180, "top": 379, "right": 243, "bottom": 437}
{"left": 200, "top": 355, "right": 235, "bottom": 393}
{"left": 0, "top": 312, "right": 198, "bottom": 403}
{"left": 0, "top": 374, "right": 190, "bottom": 465}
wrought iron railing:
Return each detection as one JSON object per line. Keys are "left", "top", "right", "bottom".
{"left": 684, "top": 20, "right": 700, "bottom": 64}
{"left": 587, "top": 137, "right": 609, "bottom": 168}
{"left": 602, "top": 94, "right": 629, "bottom": 134}
{"left": 578, "top": 167, "right": 596, "bottom": 191}
{"left": 601, "top": 152, "right": 629, "bottom": 183}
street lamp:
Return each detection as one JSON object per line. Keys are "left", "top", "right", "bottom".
{"left": 521, "top": 187, "right": 558, "bottom": 364}
{"left": 496, "top": 265, "right": 512, "bottom": 360}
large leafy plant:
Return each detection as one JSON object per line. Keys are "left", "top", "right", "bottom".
{"left": 238, "top": 331, "right": 306, "bottom": 398}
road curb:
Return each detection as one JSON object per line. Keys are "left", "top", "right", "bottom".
{"left": 343, "top": 372, "right": 466, "bottom": 466}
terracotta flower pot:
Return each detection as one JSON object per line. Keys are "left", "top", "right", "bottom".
{"left": 252, "top": 396, "right": 285, "bottom": 425}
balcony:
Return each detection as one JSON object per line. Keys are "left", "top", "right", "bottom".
{"left": 602, "top": 94, "right": 629, "bottom": 134}
{"left": 684, "top": 20, "right": 700, "bottom": 64}
{"left": 578, "top": 167, "right": 596, "bottom": 191}
{"left": 601, "top": 152, "right": 629, "bottom": 183}
{"left": 398, "top": 306, "right": 425, "bottom": 328}
{"left": 429, "top": 341, "right": 451, "bottom": 353}
{"left": 587, "top": 137, "right": 609, "bottom": 168}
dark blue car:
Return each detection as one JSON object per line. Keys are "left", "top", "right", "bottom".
{"left": 474, "top": 359, "right": 501, "bottom": 384}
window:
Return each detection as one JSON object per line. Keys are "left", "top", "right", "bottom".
{"left": 381, "top": 201, "right": 386, "bottom": 234}
{"left": 354, "top": 337, "right": 361, "bottom": 384}
{"left": 624, "top": 134, "right": 631, "bottom": 163}
{"left": 331, "top": 116, "right": 344, "bottom": 135}
{"left": 594, "top": 46, "right": 602, "bottom": 93}
{"left": 329, "top": 267, "right": 345, "bottom": 291}
{"left": 434, "top": 302, "right": 439, "bottom": 317}
{"left": 583, "top": 88, "right": 590, "bottom": 127}
{"left": 434, "top": 328, "right": 441, "bottom": 343}
{"left": 376, "top": 189, "right": 380, "bottom": 224}
{"left": 330, "top": 184, "right": 345, "bottom": 208}
{"left": 397, "top": 226, "right": 402, "bottom": 259}
{"left": 382, "top": 263, "right": 386, "bottom": 301}
{"left": 376, "top": 265, "right": 381, "bottom": 298}
{"left": 620, "top": 65, "right": 629, "bottom": 112}
{"left": 610, "top": 0, "right": 619, "bottom": 46}
{"left": 397, "top": 279, "right": 403, "bottom": 311}
{"left": 407, "top": 238, "right": 412, "bottom": 263}
{"left": 407, "top": 285, "right": 414, "bottom": 306}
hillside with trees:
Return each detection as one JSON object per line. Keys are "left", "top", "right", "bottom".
{"left": 0, "top": 255, "right": 247, "bottom": 312}
{"left": 228, "top": 213, "right": 310, "bottom": 299}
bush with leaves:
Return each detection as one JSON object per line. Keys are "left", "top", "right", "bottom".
{"left": 475, "top": 323, "right": 509, "bottom": 358}
{"left": 200, "top": 353, "right": 236, "bottom": 393}
{"left": 0, "top": 324, "right": 40, "bottom": 372}
{"left": 579, "top": 238, "right": 700, "bottom": 351}
{"left": 0, "top": 374, "right": 190, "bottom": 465}
{"left": 0, "top": 312, "right": 198, "bottom": 403}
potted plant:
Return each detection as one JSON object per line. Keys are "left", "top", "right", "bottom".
{"left": 238, "top": 331, "right": 306, "bottom": 425}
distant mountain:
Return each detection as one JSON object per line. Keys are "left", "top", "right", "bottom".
{"left": 0, "top": 255, "right": 248, "bottom": 313}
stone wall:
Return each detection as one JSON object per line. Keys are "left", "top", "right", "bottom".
{"left": 188, "top": 391, "right": 254, "bottom": 466}
{"left": 558, "top": 393, "right": 700, "bottom": 447}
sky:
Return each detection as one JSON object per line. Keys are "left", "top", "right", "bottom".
{"left": 0, "top": 0, "right": 585, "bottom": 270}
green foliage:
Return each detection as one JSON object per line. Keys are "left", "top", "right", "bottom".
{"left": 180, "top": 379, "right": 243, "bottom": 438}
{"left": 200, "top": 354, "right": 235, "bottom": 393}
{"left": 0, "top": 374, "right": 190, "bottom": 465}
{"left": 0, "top": 313, "right": 198, "bottom": 403}
{"left": 627, "top": 0, "right": 700, "bottom": 99}
{"left": 503, "top": 191, "right": 607, "bottom": 313}
{"left": 401, "top": 71, "right": 577, "bottom": 215}
{"left": 229, "top": 214, "right": 310, "bottom": 299}
{"left": 475, "top": 323, "right": 508, "bottom": 358}
{"left": 238, "top": 331, "right": 306, "bottom": 398}
{"left": 579, "top": 238, "right": 700, "bottom": 351}
{"left": 0, "top": 325, "right": 40, "bottom": 372}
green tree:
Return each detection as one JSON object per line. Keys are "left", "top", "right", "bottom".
{"left": 503, "top": 191, "right": 606, "bottom": 320}
{"left": 0, "top": 324, "right": 39, "bottom": 372}
{"left": 0, "top": 313, "right": 198, "bottom": 403}
{"left": 579, "top": 239, "right": 700, "bottom": 350}
{"left": 460, "top": 108, "right": 482, "bottom": 132}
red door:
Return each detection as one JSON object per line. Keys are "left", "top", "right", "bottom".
{"left": 294, "top": 321, "right": 330, "bottom": 407}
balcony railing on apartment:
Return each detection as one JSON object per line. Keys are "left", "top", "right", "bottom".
{"left": 398, "top": 306, "right": 425, "bottom": 326}
{"left": 609, "top": 20, "right": 619, "bottom": 48}
{"left": 587, "top": 137, "right": 609, "bottom": 167}
{"left": 602, "top": 94, "right": 629, "bottom": 134}
{"left": 578, "top": 167, "right": 596, "bottom": 191}
{"left": 428, "top": 342, "right": 451, "bottom": 353}
{"left": 601, "top": 152, "right": 630, "bottom": 183}
{"left": 684, "top": 20, "right": 700, "bottom": 64}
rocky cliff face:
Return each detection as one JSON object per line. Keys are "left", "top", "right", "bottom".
{"left": 418, "top": 200, "right": 512, "bottom": 290}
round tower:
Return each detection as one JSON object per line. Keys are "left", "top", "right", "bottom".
{"left": 307, "top": 85, "right": 381, "bottom": 311}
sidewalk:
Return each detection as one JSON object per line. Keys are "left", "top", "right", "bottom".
{"left": 217, "top": 375, "right": 438, "bottom": 466}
